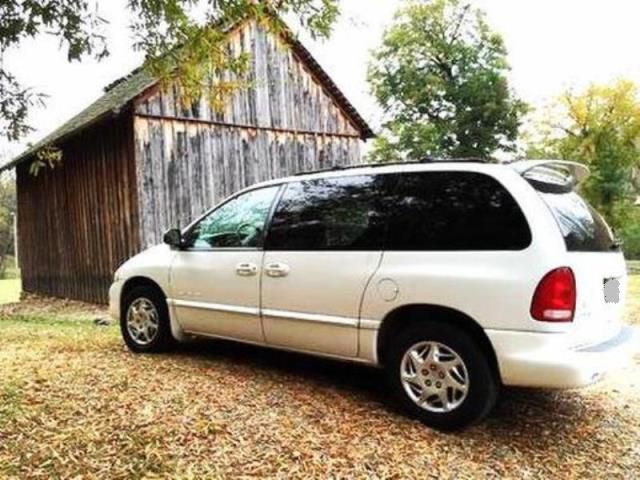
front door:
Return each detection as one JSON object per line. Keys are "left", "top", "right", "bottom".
{"left": 170, "top": 185, "right": 280, "bottom": 342}
{"left": 261, "top": 175, "right": 389, "bottom": 357}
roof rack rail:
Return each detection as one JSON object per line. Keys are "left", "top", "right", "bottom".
{"left": 294, "top": 157, "right": 493, "bottom": 176}
{"left": 422, "top": 156, "right": 492, "bottom": 164}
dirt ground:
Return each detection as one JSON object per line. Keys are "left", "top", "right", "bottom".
{"left": 0, "top": 287, "right": 638, "bottom": 479}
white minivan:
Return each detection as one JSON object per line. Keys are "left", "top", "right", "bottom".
{"left": 109, "top": 159, "right": 637, "bottom": 430}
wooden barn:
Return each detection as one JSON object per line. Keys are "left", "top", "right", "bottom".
{"left": 0, "top": 19, "right": 374, "bottom": 303}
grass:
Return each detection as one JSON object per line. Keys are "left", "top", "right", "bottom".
{"left": 0, "top": 281, "right": 638, "bottom": 478}
{"left": 0, "top": 278, "right": 21, "bottom": 305}
{"left": 0, "top": 255, "right": 21, "bottom": 304}
{"left": 0, "top": 382, "right": 23, "bottom": 430}
{"left": 1, "top": 257, "right": 20, "bottom": 279}
{"left": 627, "top": 274, "right": 640, "bottom": 326}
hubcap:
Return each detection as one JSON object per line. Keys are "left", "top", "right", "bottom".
{"left": 400, "top": 341, "right": 469, "bottom": 413}
{"left": 126, "top": 298, "right": 159, "bottom": 346}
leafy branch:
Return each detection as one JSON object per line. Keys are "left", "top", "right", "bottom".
{"left": 0, "top": 0, "right": 339, "bottom": 149}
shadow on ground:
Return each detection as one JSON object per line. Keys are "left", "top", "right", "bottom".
{"left": 171, "top": 336, "right": 614, "bottom": 441}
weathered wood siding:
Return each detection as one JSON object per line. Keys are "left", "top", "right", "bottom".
{"left": 134, "top": 20, "right": 363, "bottom": 247}
{"left": 134, "top": 119, "right": 360, "bottom": 246}
{"left": 16, "top": 116, "right": 139, "bottom": 303}
{"left": 136, "top": 21, "right": 361, "bottom": 137}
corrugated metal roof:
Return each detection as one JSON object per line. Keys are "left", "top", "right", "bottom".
{"left": 1, "top": 22, "right": 374, "bottom": 173}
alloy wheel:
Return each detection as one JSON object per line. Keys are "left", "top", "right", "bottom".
{"left": 400, "top": 341, "right": 469, "bottom": 413}
{"left": 126, "top": 297, "right": 160, "bottom": 346}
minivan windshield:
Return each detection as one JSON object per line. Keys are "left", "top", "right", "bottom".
{"left": 538, "top": 190, "right": 618, "bottom": 252}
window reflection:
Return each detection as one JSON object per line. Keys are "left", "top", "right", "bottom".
{"left": 267, "top": 175, "right": 391, "bottom": 250}
{"left": 385, "top": 172, "right": 532, "bottom": 251}
{"left": 185, "top": 186, "right": 279, "bottom": 249}
{"left": 540, "top": 191, "right": 615, "bottom": 252}
{"left": 266, "top": 171, "right": 531, "bottom": 252}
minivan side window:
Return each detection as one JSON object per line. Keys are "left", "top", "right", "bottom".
{"left": 385, "top": 171, "right": 532, "bottom": 251}
{"left": 183, "top": 186, "right": 280, "bottom": 249}
{"left": 266, "top": 175, "right": 391, "bottom": 251}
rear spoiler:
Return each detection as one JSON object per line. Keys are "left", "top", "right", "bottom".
{"left": 510, "top": 160, "right": 590, "bottom": 187}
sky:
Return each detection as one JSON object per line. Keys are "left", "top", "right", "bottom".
{"left": 2, "top": 0, "right": 640, "bottom": 159}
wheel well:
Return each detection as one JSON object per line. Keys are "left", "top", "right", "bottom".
{"left": 120, "top": 277, "right": 166, "bottom": 313}
{"left": 377, "top": 304, "right": 500, "bottom": 378}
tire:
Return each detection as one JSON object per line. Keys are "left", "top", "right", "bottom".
{"left": 385, "top": 321, "right": 498, "bottom": 431}
{"left": 120, "top": 285, "right": 175, "bottom": 353}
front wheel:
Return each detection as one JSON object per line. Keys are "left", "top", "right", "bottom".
{"left": 386, "top": 322, "right": 498, "bottom": 431}
{"left": 121, "top": 286, "right": 175, "bottom": 353}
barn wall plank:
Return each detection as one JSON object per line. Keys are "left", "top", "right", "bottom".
{"left": 132, "top": 21, "right": 365, "bottom": 249}
{"left": 134, "top": 117, "right": 362, "bottom": 247}
{"left": 135, "top": 20, "right": 363, "bottom": 138}
{"left": 16, "top": 115, "right": 139, "bottom": 303}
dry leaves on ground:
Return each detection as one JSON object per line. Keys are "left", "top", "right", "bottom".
{"left": 0, "top": 293, "right": 638, "bottom": 479}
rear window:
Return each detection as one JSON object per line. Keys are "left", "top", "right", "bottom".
{"left": 385, "top": 171, "right": 532, "bottom": 251}
{"left": 539, "top": 191, "right": 617, "bottom": 252}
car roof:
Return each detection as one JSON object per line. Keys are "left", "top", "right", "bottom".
{"left": 248, "top": 159, "right": 590, "bottom": 192}
{"left": 249, "top": 159, "right": 512, "bottom": 190}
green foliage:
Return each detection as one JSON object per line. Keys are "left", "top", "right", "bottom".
{"left": 0, "top": 0, "right": 108, "bottom": 141}
{"left": 526, "top": 79, "right": 640, "bottom": 237}
{"left": 1, "top": 256, "right": 19, "bottom": 280}
{"left": 620, "top": 213, "right": 640, "bottom": 259}
{"left": 0, "top": 0, "right": 339, "bottom": 143}
{"left": 367, "top": 0, "right": 527, "bottom": 162}
{"left": 130, "top": 0, "right": 339, "bottom": 114}
{"left": 0, "top": 176, "right": 16, "bottom": 275}
{"left": 29, "top": 145, "right": 63, "bottom": 176}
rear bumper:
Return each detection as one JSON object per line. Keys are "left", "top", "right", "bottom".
{"left": 487, "top": 326, "right": 639, "bottom": 388}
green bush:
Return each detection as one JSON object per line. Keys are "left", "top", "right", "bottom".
{"left": 620, "top": 210, "right": 640, "bottom": 260}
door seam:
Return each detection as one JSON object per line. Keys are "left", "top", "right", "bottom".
{"left": 357, "top": 250, "right": 386, "bottom": 357}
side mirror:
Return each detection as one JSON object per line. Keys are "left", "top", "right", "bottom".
{"left": 163, "top": 228, "right": 183, "bottom": 249}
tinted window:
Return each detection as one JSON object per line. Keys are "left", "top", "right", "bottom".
{"left": 539, "top": 191, "right": 617, "bottom": 252}
{"left": 184, "top": 186, "right": 279, "bottom": 249}
{"left": 385, "top": 172, "right": 531, "bottom": 250}
{"left": 266, "top": 175, "right": 392, "bottom": 250}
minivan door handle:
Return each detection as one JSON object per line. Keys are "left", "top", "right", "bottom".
{"left": 236, "top": 262, "right": 258, "bottom": 277}
{"left": 265, "top": 262, "right": 290, "bottom": 278}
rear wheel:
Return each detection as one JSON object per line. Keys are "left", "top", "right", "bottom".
{"left": 385, "top": 322, "right": 498, "bottom": 431}
{"left": 121, "top": 286, "right": 175, "bottom": 353}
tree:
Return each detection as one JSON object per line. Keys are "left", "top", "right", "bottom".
{"left": 0, "top": 161, "right": 16, "bottom": 275}
{"left": 527, "top": 79, "right": 640, "bottom": 258}
{"left": 367, "top": 0, "right": 526, "bottom": 161}
{"left": 527, "top": 80, "right": 640, "bottom": 222}
{"left": 0, "top": 177, "right": 16, "bottom": 253}
{"left": 0, "top": 0, "right": 339, "bottom": 143}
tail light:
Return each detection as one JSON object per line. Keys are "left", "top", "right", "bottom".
{"left": 530, "top": 267, "right": 576, "bottom": 322}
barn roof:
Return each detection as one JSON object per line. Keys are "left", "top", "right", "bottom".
{"left": 1, "top": 70, "right": 156, "bottom": 172}
{"left": 1, "top": 22, "right": 374, "bottom": 173}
